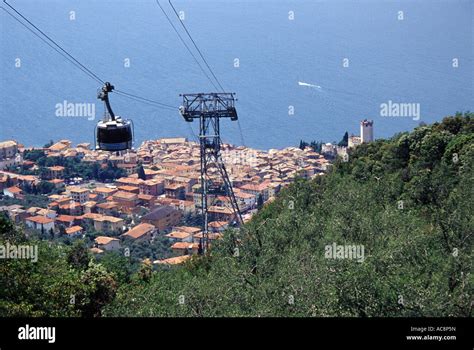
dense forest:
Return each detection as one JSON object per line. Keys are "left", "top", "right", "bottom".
{"left": 0, "top": 114, "right": 472, "bottom": 317}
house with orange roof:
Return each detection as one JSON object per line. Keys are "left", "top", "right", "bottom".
{"left": 137, "top": 194, "right": 155, "bottom": 208}
{"left": 193, "top": 232, "right": 222, "bottom": 244}
{"left": 94, "top": 236, "right": 120, "bottom": 251}
{"left": 96, "top": 201, "right": 119, "bottom": 216}
{"left": 3, "top": 186, "right": 23, "bottom": 199}
{"left": 93, "top": 187, "right": 118, "bottom": 201}
{"left": 154, "top": 255, "right": 191, "bottom": 265}
{"left": 139, "top": 179, "right": 164, "bottom": 196}
{"left": 155, "top": 198, "right": 195, "bottom": 214}
{"left": 118, "top": 185, "right": 140, "bottom": 194}
{"left": 164, "top": 183, "right": 186, "bottom": 200}
{"left": 48, "top": 178, "right": 65, "bottom": 188}
{"left": 65, "top": 225, "right": 83, "bottom": 238}
{"left": 112, "top": 191, "right": 139, "bottom": 213}
{"left": 45, "top": 165, "right": 65, "bottom": 179}
{"left": 171, "top": 242, "right": 199, "bottom": 256}
{"left": 25, "top": 216, "right": 55, "bottom": 232}
{"left": 234, "top": 190, "right": 256, "bottom": 211}
{"left": 165, "top": 226, "right": 200, "bottom": 243}
{"left": 116, "top": 163, "right": 137, "bottom": 175}
{"left": 36, "top": 208, "right": 57, "bottom": 219}
{"left": 58, "top": 201, "right": 82, "bottom": 216}
{"left": 47, "top": 140, "right": 71, "bottom": 153}
{"left": 121, "top": 223, "right": 156, "bottom": 241}
{"left": 238, "top": 180, "right": 272, "bottom": 202}
{"left": 208, "top": 221, "right": 229, "bottom": 233}
{"left": 82, "top": 201, "right": 97, "bottom": 214}
{"left": 116, "top": 177, "right": 144, "bottom": 187}
{"left": 79, "top": 212, "right": 103, "bottom": 225}
{"left": 56, "top": 215, "right": 78, "bottom": 228}
{"left": 208, "top": 206, "right": 235, "bottom": 222}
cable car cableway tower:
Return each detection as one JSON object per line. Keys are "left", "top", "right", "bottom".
{"left": 180, "top": 92, "right": 243, "bottom": 254}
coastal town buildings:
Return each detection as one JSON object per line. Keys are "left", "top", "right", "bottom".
{"left": 0, "top": 132, "right": 346, "bottom": 263}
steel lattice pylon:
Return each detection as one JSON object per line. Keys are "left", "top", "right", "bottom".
{"left": 179, "top": 93, "right": 243, "bottom": 254}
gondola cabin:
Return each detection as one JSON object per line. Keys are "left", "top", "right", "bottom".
{"left": 96, "top": 117, "right": 133, "bottom": 151}
{"left": 95, "top": 82, "right": 134, "bottom": 152}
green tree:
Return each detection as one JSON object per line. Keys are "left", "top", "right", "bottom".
{"left": 338, "top": 131, "right": 349, "bottom": 147}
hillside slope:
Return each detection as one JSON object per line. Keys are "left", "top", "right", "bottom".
{"left": 104, "top": 114, "right": 473, "bottom": 317}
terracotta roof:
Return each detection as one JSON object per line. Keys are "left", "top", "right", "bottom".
{"left": 142, "top": 206, "right": 178, "bottom": 221}
{"left": 5, "top": 186, "right": 22, "bottom": 194}
{"left": 173, "top": 226, "right": 201, "bottom": 234}
{"left": 94, "top": 216, "right": 123, "bottom": 223}
{"left": 96, "top": 201, "right": 118, "bottom": 209}
{"left": 113, "top": 191, "right": 138, "bottom": 200}
{"left": 95, "top": 236, "right": 119, "bottom": 245}
{"left": 58, "top": 200, "right": 81, "bottom": 210}
{"left": 116, "top": 177, "right": 144, "bottom": 185}
{"left": 26, "top": 207, "right": 42, "bottom": 214}
{"left": 194, "top": 232, "right": 222, "bottom": 240}
{"left": 122, "top": 223, "right": 155, "bottom": 239}
{"left": 165, "top": 231, "right": 193, "bottom": 239}
{"left": 36, "top": 208, "right": 55, "bottom": 216}
{"left": 171, "top": 242, "right": 199, "bottom": 250}
{"left": 65, "top": 226, "right": 83, "bottom": 235}
{"left": 94, "top": 187, "right": 117, "bottom": 194}
{"left": 234, "top": 191, "right": 255, "bottom": 199}
{"left": 48, "top": 141, "right": 70, "bottom": 152}
{"left": 165, "top": 183, "right": 185, "bottom": 190}
{"left": 239, "top": 181, "right": 270, "bottom": 192}
{"left": 69, "top": 187, "right": 89, "bottom": 194}
{"left": 118, "top": 185, "right": 139, "bottom": 192}
{"left": 56, "top": 215, "right": 76, "bottom": 223}
{"left": 208, "top": 206, "right": 234, "bottom": 215}
{"left": 80, "top": 213, "right": 103, "bottom": 220}
{"left": 49, "top": 179, "right": 64, "bottom": 184}
{"left": 142, "top": 179, "right": 164, "bottom": 186}
{"left": 154, "top": 255, "right": 191, "bottom": 265}
{"left": 138, "top": 194, "right": 154, "bottom": 201}
{"left": 47, "top": 166, "right": 65, "bottom": 171}
{"left": 208, "top": 221, "right": 229, "bottom": 228}
{"left": 26, "top": 216, "right": 54, "bottom": 224}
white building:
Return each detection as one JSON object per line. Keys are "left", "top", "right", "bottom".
{"left": 0, "top": 140, "right": 22, "bottom": 170}
{"left": 348, "top": 136, "right": 361, "bottom": 148}
{"left": 360, "top": 119, "right": 374, "bottom": 143}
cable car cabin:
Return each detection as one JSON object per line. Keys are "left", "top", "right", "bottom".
{"left": 96, "top": 117, "right": 133, "bottom": 151}
{"left": 95, "top": 82, "right": 134, "bottom": 152}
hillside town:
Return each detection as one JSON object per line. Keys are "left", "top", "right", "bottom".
{"left": 0, "top": 134, "right": 340, "bottom": 265}
{"left": 0, "top": 120, "right": 374, "bottom": 265}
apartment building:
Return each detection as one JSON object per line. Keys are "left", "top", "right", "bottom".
{"left": 70, "top": 187, "right": 90, "bottom": 204}
{"left": 93, "top": 215, "right": 124, "bottom": 233}
{"left": 141, "top": 206, "right": 182, "bottom": 231}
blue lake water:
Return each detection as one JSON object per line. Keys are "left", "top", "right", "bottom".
{"left": 0, "top": 0, "right": 472, "bottom": 150}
